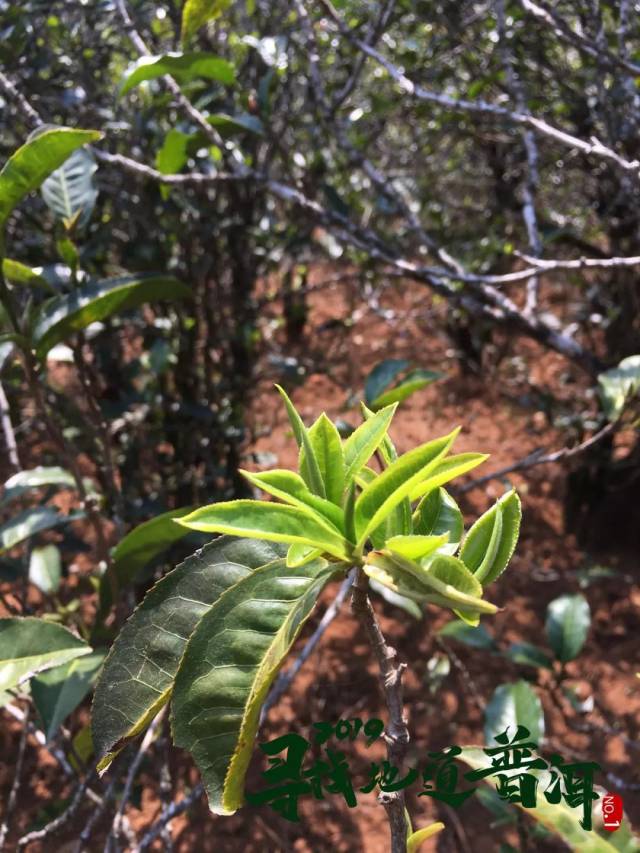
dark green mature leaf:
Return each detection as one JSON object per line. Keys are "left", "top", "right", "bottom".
{"left": 98, "top": 507, "right": 194, "bottom": 613}
{"left": 438, "top": 620, "right": 497, "bottom": 649}
{"left": 484, "top": 681, "right": 544, "bottom": 745}
{"left": 1, "top": 466, "right": 76, "bottom": 507}
{"left": 342, "top": 403, "right": 397, "bottom": 484}
{"left": 32, "top": 651, "right": 105, "bottom": 741}
{"left": 460, "top": 490, "right": 521, "bottom": 584}
{"left": 0, "top": 617, "right": 91, "bottom": 693}
{"left": 545, "top": 594, "right": 591, "bottom": 662}
{"left": 92, "top": 538, "right": 284, "bottom": 771}
{"left": 120, "top": 52, "right": 235, "bottom": 96}
{"left": 171, "top": 557, "right": 340, "bottom": 815}
{"left": 178, "top": 500, "right": 350, "bottom": 560}
{"left": 181, "top": 0, "right": 232, "bottom": 43}
{"left": 29, "top": 544, "right": 62, "bottom": 595}
{"left": 207, "top": 113, "right": 264, "bottom": 136}
{"left": 0, "top": 507, "right": 81, "bottom": 552}
{"left": 240, "top": 469, "right": 344, "bottom": 531}
{"left": 364, "top": 359, "right": 408, "bottom": 407}
{"left": 32, "top": 274, "right": 192, "bottom": 359}
{"left": 41, "top": 146, "right": 98, "bottom": 228}
{"left": 354, "top": 429, "right": 459, "bottom": 547}
{"left": 503, "top": 643, "right": 553, "bottom": 669}
{"left": 413, "top": 488, "right": 463, "bottom": 555}
{"left": 0, "top": 127, "right": 102, "bottom": 231}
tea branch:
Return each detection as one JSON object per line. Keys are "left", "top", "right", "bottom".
{"left": 457, "top": 419, "right": 618, "bottom": 494}
{"left": 0, "top": 379, "right": 20, "bottom": 472}
{"left": 134, "top": 784, "right": 204, "bottom": 852}
{"left": 351, "top": 566, "right": 409, "bottom": 853}
{"left": 317, "top": 0, "right": 640, "bottom": 176}
{"left": 0, "top": 705, "right": 29, "bottom": 851}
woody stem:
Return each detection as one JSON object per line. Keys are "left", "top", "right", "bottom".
{"left": 351, "top": 566, "right": 410, "bottom": 853}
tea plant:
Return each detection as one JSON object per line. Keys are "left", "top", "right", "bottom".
{"left": 93, "top": 388, "right": 521, "bottom": 851}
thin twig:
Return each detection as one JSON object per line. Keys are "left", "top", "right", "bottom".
{"left": 0, "top": 705, "right": 30, "bottom": 851}
{"left": 317, "top": 0, "right": 640, "bottom": 176}
{"left": 74, "top": 775, "right": 118, "bottom": 853}
{"left": 134, "top": 784, "right": 204, "bottom": 853}
{"left": 106, "top": 709, "right": 165, "bottom": 852}
{"left": 457, "top": 420, "right": 617, "bottom": 494}
{"left": 3, "top": 703, "right": 75, "bottom": 777}
{"left": 0, "top": 379, "right": 20, "bottom": 472}
{"left": 519, "top": 0, "right": 640, "bottom": 78}
{"left": 496, "top": 0, "right": 542, "bottom": 314}
{"left": 0, "top": 70, "right": 42, "bottom": 128}
{"left": 16, "top": 772, "right": 96, "bottom": 851}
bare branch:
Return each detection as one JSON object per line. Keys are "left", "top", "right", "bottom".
{"left": 317, "top": 0, "right": 640, "bottom": 176}
{"left": 106, "top": 709, "right": 165, "bottom": 851}
{"left": 134, "top": 784, "right": 205, "bottom": 853}
{"left": 0, "top": 379, "right": 20, "bottom": 472}
{"left": 456, "top": 420, "right": 617, "bottom": 495}
{"left": 93, "top": 150, "right": 243, "bottom": 186}
{"left": 0, "top": 705, "right": 30, "bottom": 851}
{"left": 17, "top": 773, "right": 96, "bottom": 851}
{"left": 0, "top": 71, "right": 42, "bottom": 129}
{"left": 519, "top": 0, "right": 640, "bottom": 78}
{"left": 496, "top": 0, "right": 542, "bottom": 314}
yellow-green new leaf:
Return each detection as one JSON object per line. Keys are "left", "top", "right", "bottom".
{"left": 181, "top": 0, "right": 232, "bottom": 44}
{"left": 343, "top": 403, "right": 397, "bottom": 485}
{"left": 178, "top": 500, "right": 350, "bottom": 560}
{"left": 460, "top": 490, "right": 521, "bottom": 585}
{"left": 240, "top": 469, "right": 344, "bottom": 530}
{"left": 171, "top": 558, "right": 340, "bottom": 815}
{"left": 413, "top": 487, "right": 463, "bottom": 555}
{"left": 92, "top": 538, "right": 285, "bottom": 771}
{"left": 385, "top": 534, "right": 449, "bottom": 562}
{"left": 0, "top": 127, "right": 102, "bottom": 231}
{"left": 32, "top": 274, "right": 192, "bottom": 360}
{"left": 275, "top": 385, "right": 325, "bottom": 497}
{"left": 303, "top": 414, "right": 345, "bottom": 504}
{"left": 408, "top": 452, "right": 489, "bottom": 502}
{"left": 286, "top": 543, "right": 322, "bottom": 567}
{"left": 354, "top": 429, "right": 459, "bottom": 548}
{"left": 0, "top": 617, "right": 91, "bottom": 693}
{"left": 2, "top": 259, "right": 51, "bottom": 292}
{"left": 364, "top": 552, "right": 498, "bottom": 614}
{"left": 407, "top": 823, "right": 445, "bottom": 853}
